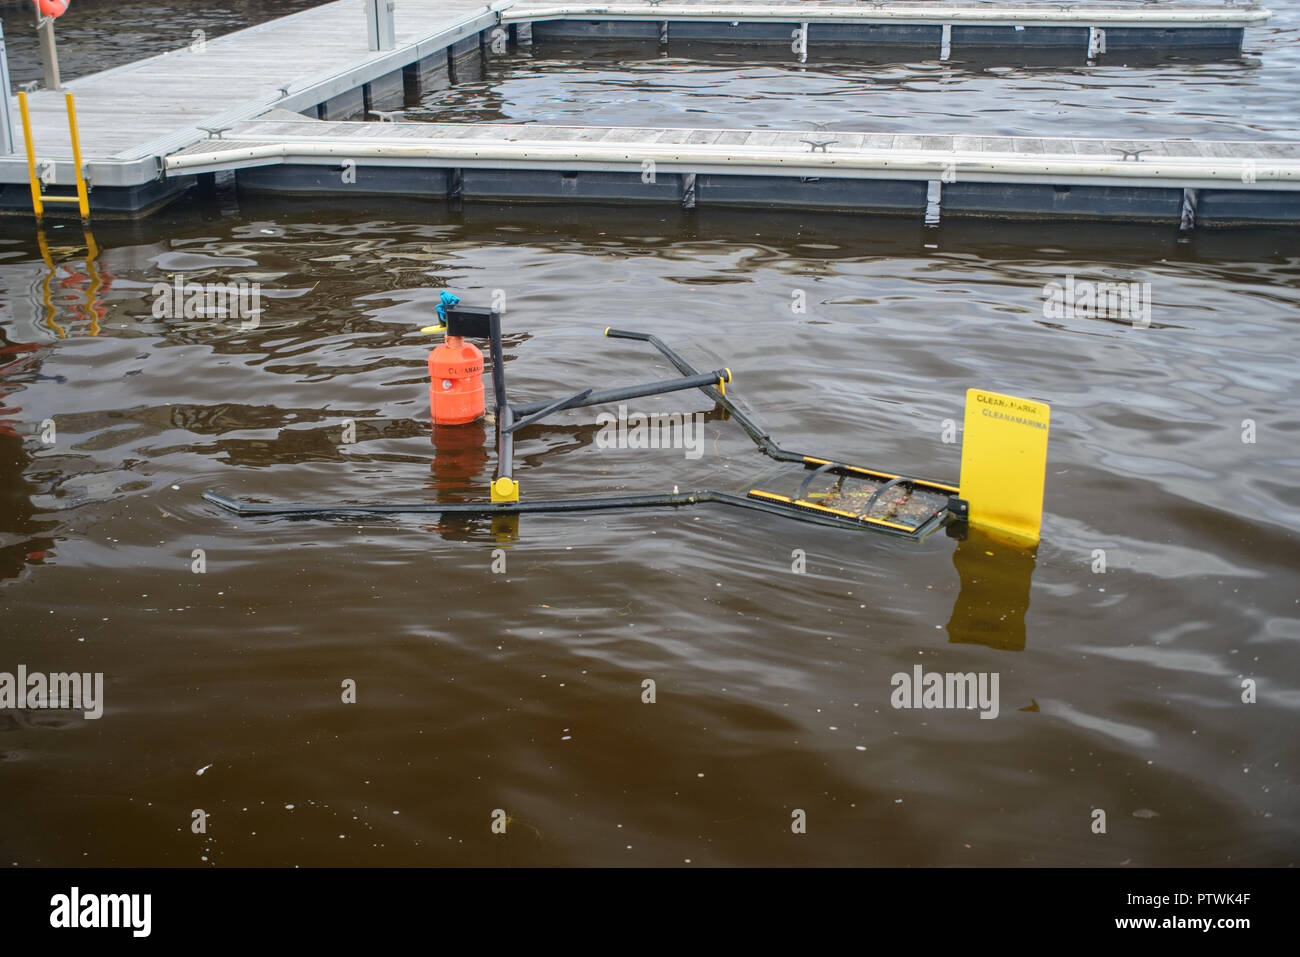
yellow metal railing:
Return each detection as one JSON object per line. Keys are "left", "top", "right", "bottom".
{"left": 17, "top": 90, "right": 90, "bottom": 219}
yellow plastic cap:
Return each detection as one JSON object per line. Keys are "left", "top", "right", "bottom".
{"left": 491, "top": 477, "right": 520, "bottom": 503}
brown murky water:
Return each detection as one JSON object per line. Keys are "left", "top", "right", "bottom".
{"left": 3, "top": 200, "right": 1297, "bottom": 866}
{"left": 1, "top": 2, "right": 1299, "bottom": 867}
{"left": 418, "top": 4, "right": 1300, "bottom": 140}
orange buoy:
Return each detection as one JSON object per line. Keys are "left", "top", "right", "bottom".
{"left": 428, "top": 334, "right": 484, "bottom": 425}
{"left": 34, "top": 0, "right": 70, "bottom": 18}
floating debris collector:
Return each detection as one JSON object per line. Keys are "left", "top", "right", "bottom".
{"left": 205, "top": 297, "right": 1053, "bottom": 545}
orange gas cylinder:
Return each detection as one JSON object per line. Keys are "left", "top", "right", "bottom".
{"left": 428, "top": 335, "right": 485, "bottom": 425}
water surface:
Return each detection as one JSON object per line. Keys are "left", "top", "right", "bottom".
{"left": 0, "top": 1, "right": 1298, "bottom": 867}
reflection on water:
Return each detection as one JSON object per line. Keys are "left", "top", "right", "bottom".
{"left": 413, "top": 20, "right": 1300, "bottom": 141}
{"left": 32, "top": 228, "right": 111, "bottom": 339}
{"left": 430, "top": 421, "right": 491, "bottom": 498}
{"left": 946, "top": 526, "right": 1037, "bottom": 652}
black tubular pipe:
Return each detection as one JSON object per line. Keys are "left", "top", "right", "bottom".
{"left": 606, "top": 332, "right": 959, "bottom": 503}
{"left": 510, "top": 370, "right": 730, "bottom": 417}
{"left": 604, "top": 328, "right": 805, "bottom": 463}
{"left": 502, "top": 388, "right": 593, "bottom": 434}
{"left": 204, "top": 489, "right": 690, "bottom": 516}
{"left": 489, "top": 309, "right": 507, "bottom": 413}
{"left": 496, "top": 404, "right": 514, "bottom": 481}
{"left": 202, "top": 489, "right": 931, "bottom": 538}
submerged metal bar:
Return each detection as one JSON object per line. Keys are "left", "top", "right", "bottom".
{"left": 205, "top": 488, "right": 690, "bottom": 516}
{"left": 202, "top": 488, "right": 936, "bottom": 537}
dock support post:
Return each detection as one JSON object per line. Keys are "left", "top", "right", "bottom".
{"left": 925, "top": 180, "right": 942, "bottom": 226}
{"left": 0, "top": 24, "right": 14, "bottom": 155}
{"left": 1180, "top": 188, "right": 1199, "bottom": 231}
{"left": 365, "top": 0, "right": 396, "bottom": 52}
{"left": 1087, "top": 27, "right": 1106, "bottom": 59}
{"left": 486, "top": 25, "right": 510, "bottom": 57}
{"left": 35, "top": 9, "right": 61, "bottom": 91}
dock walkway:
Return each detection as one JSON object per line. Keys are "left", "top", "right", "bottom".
{"left": 1, "top": 0, "right": 503, "bottom": 207}
{"left": 0, "top": 0, "right": 1284, "bottom": 222}
{"left": 164, "top": 111, "right": 1300, "bottom": 224}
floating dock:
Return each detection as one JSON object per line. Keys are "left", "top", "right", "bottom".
{"left": 515, "top": 1, "right": 1265, "bottom": 54}
{"left": 0, "top": 0, "right": 1289, "bottom": 224}
{"left": 164, "top": 111, "right": 1300, "bottom": 226}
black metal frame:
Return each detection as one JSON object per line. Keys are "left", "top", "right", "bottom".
{"left": 204, "top": 308, "right": 967, "bottom": 540}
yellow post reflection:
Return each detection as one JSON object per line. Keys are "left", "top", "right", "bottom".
{"left": 946, "top": 526, "right": 1038, "bottom": 652}
{"left": 34, "top": 225, "right": 106, "bottom": 338}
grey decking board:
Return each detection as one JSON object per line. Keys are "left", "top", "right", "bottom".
{"left": 168, "top": 118, "right": 1300, "bottom": 185}
{"left": 4, "top": 0, "right": 497, "bottom": 187}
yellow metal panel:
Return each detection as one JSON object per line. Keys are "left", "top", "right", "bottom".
{"left": 959, "top": 389, "right": 1050, "bottom": 544}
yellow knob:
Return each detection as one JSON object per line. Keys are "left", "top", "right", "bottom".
{"left": 491, "top": 477, "right": 519, "bottom": 503}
